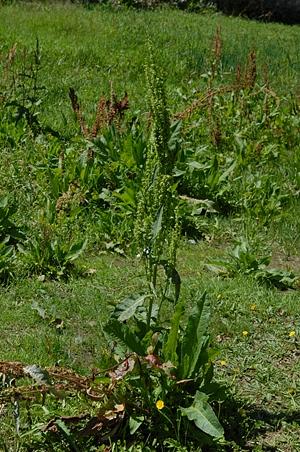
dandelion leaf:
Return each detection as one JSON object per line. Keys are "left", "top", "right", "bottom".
{"left": 181, "top": 391, "right": 224, "bottom": 438}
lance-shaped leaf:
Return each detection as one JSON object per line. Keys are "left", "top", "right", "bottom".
{"left": 65, "top": 239, "right": 87, "bottom": 262}
{"left": 162, "top": 301, "right": 184, "bottom": 366}
{"left": 152, "top": 205, "right": 164, "bottom": 240}
{"left": 113, "top": 293, "right": 150, "bottom": 322}
{"left": 178, "top": 291, "right": 210, "bottom": 379}
{"left": 181, "top": 391, "right": 224, "bottom": 438}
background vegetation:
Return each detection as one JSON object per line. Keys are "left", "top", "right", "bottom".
{"left": 0, "top": 1, "right": 299, "bottom": 451}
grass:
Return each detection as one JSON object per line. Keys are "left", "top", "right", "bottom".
{"left": 0, "top": 2, "right": 299, "bottom": 133}
{"left": 0, "top": 254, "right": 131, "bottom": 368}
{"left": 0, "top": 1, "right": 300, "bottom": 450}
{"left": 181, "top": 243, "right": 300, "bottom": 451}
{"left": 1, "top": 243, "right": 300, "bottom": 450}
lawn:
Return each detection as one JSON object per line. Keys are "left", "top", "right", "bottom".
{"left": 0, "top": 2, "right": 299, "bottom": 451}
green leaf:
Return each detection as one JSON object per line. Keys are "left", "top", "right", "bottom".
{"left": 104, "top": 319, "right": 145, "bottom": 355}
{"left": 129, "top": 415, "right": 144, "bottom": 435}
{"left": 152, "top": 205, "right": 164, "bottom": 240}
{"left": 256, "top": 267, "right": 298, "bottom": 289}
{"left": 55, "top": 419, "right": 80, "bottom": 451}
{"left": 55, "top": 419, "right": 71, "bottom": 437}
{"left": 181, "top": 391, "right": 224, "bottom": 438}
{"left": 188, "top": 160, "right": 210, "bottom": 171}
{"left": 113, "top": 293, "right": 150, "bottom": 322}
{"left": 163, "top": 302, "right": 184, "bottom": 366}
{"left": 179, "top": 292, "right": 210, "bottom": 379}
{"left": 218, "top": 160, "right": 236, "bottom": 182}
{"left": 65, "top": 239, "right": 87, "bottom": 262}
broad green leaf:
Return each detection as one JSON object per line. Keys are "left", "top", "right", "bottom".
{"left": 113, "top": 293, "right": 150, "bottom": 322}
{"left": 162, "top": 302, "right": 184, "bottom": 366}
{"left": 179, "top": 292, "right": 210, "bottom": 379}
{"left": 129, "top": 415, "right": 144, "bottom": 435}
{"left": 56, "top": 419, "right": 71, "bottom": 437}
{"left": 181, "top": 391, "right": 224, "bottom": 438}
{"left": 65, "top": 239, "right": 87, "bottom": 262}
{"left": 113, "top": 188, "right": 136, "bottom": 207}
{"left": 104, "top": 319, "right": 145, "bottom": 355}
{"left": 188, "top": 160, "right": 210, "bottom": 171}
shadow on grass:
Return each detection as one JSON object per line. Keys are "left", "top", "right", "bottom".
{"left": 217, "top": 395, "right": 300, "bottom": 451}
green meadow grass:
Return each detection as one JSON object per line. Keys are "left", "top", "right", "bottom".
{"left": 1, "top": 244, "right": 300, "bottom": 450}
{"left": 0, "top": 2, "right": 300, "bottom": 450}
{"left": 0, "top": 2, "right": 299, "bottom": 133}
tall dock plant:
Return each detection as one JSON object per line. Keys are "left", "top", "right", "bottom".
{"left": 104, "top": 46, "right": 183, "bottom": 353}
{"left": 134, "top": 45, "right": 181, "bottom": 330}
{"left": 104, "top": 46, "right": 223, "bottom": 444}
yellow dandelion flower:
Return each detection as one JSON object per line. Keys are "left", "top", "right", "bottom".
{"left": 242, "top": 330, "right": 249, "bottom": 337}
{"left": 219, "top": 360, "right": 227, "bottom": 366}
{"left": 156, "top": 400, "right": 165, "bottom": 410}
{"left": 250, "top": 304, "right": 256, "bottom": 311}
{"left": 289, "top": 331, "right": 296, "bottom": 337}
